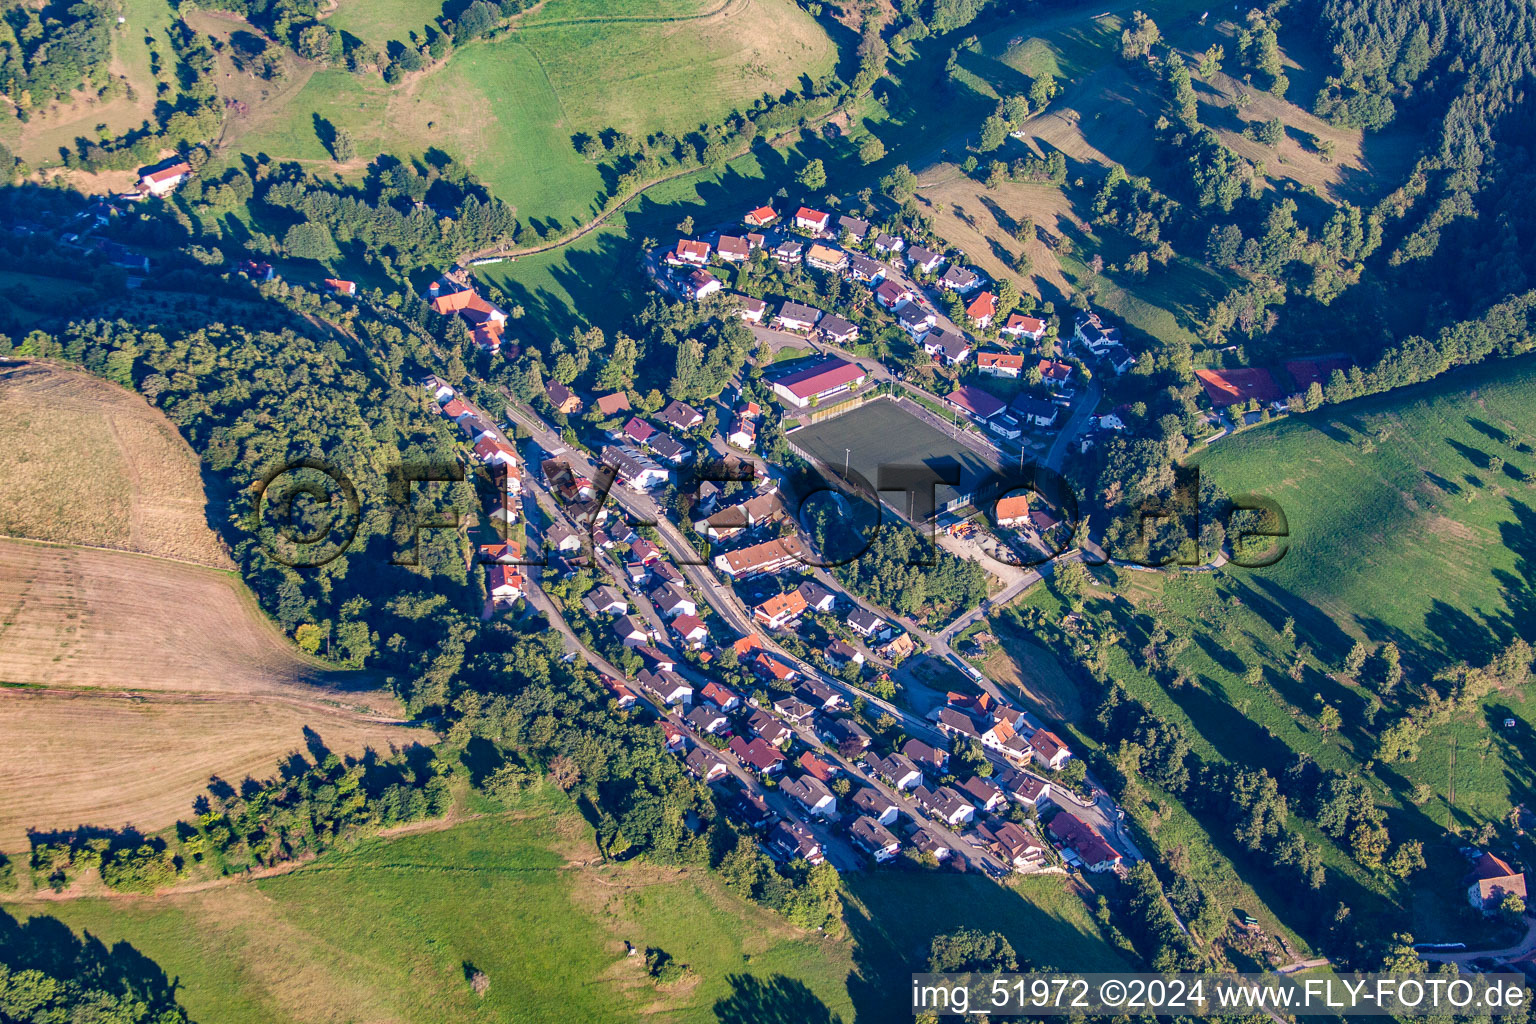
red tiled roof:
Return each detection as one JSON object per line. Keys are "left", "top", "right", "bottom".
{"left": 966, "top": 291, "right": 996, "bottom": 320}
{"left": 795, "top": 207, "right": 829, "bottom": 224}
{"left": 995, "top": 494, "right": 1031, "bottom": 522}
{"left": 1285, "top": 356, "right": 1353, "bottom": 391}
{"left": 977, "top": 352, "right": 1025, "bottom": 370}
{"left": 1004, "top": 313, "right": 1045, "bottom": 334}
{"left": 1049, "top": 811, "right": 1120, "bottom": 866}
{"left": 1038, "top": 359, "right": 1072, "bottom": 382}
{"left": 674, "top": 239, "right": 711, "bottom": 261}
{"left": 746, "top": 205, "right": 777, "bottom": 225}
{"left": 947, "top": 385, "right": 1006, "bottom": 420}
{"left": 141, "top": 161, "right": 191, "bottom": 184}
{"left": 1195, "top": 367, "right": 1282, "bottom": 407}
{"left": 775, "top": 358, "right": 865, "bottom": 400}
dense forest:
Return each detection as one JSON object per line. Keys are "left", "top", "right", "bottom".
{"left": 0, "top": 0, "right": 115, "bottom": 113}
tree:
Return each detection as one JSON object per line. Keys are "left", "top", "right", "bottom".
{"left": 859, "top": 136, "right": 886, "bottom": 164}
{"left": 1002, "top": 94, "right": 1030, "bottom": 125}
{"left": 1386, "top": 841, "right": 1425, "bottom": 878}
{"left": 928, "top": 928, "right": 1019, "bottom": 972}
{"left": 331, "top": 127, "right": 356, "bottom": 164}
{"left": 1197, "top": 44, "right": 1224, "bottom": 78}
{"left": 1316, "top": 698, "right": 1342, "bottom": 739}
{"left": 797, "top": 158, "right": 827, "bottom": 191}
{"left": 1052, "top": 560, "right": 1090, "bottom": 611}
{"left": 1029, "top": 74, "right": 1057, "bottom": 111}
{"left": 284, "top": 222, "right": 339, "bottom": 261}
{"left": 879, "top": 164, "right": 917, "bottom": 203}
{"left": 978, "top": 114, "right": 1009, "bottom": 152}
{"left": 1344, "top": 639, "right": 1371, "bottom": 676}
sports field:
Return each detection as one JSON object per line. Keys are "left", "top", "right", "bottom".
{"left": 787, "top": 397, "right": 1006, "bottom": 513}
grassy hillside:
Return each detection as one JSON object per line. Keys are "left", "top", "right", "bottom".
{"left": 7, "top": 790, "right": 857, "bottom": 1024}
{"left": 204, "top": 0, "right": 836, "bottom": 229}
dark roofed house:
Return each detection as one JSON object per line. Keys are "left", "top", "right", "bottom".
{"left": 796, "top": 677, "right": 844, "bottom": 711}
{"left": 977, "top": 820, "right": 1047, "bottom": 869}
{"left": 774, "top": 300, "right": 823, "bottom": 333}
{"left": 826, "top": 638, "right": 864, "bottom": 665}
{"left": 847, "top": 254, "right": 884, "bottom": 282}
{"left": 915, "top": 784, "right": 976, "bottom": 826}
{"left": 907, "top": 245, "right": 945, "bottom": 273}
{"left": 822, "top": 716, "right": 871, "bottom": 752}
{"left": 773, "top": 239, "right": 804, "bottom": 264}
{"left": 838, "top": 215, "right": 871, "bottom": 240}
{"left": 873, "top": 232, "right": 904, "bottom": 254}
{"left": 847, "top": 608, "right": 890, "bottom": 639}
{"left": 782, "top": 774, "right": 836, "bottom": 816}
{"left": 658, "top": 399, "right": 704, "bottom": 431}
{"left": 772, "top": 696, "right": 815, "bottom": 723}
{"left": 1011, "top": 395, "right": 1060, "bottom": 428}
{"left": 923, "top": 329, "right": 972, "bottom": 366}
{"left": 819, "top": 315, "right": 858, "bottom": 345}
{"left": 960, "top": 775, "right": 1007, "bottom": 812}
{"left": 796, "top": 581, "right": 836, "bottom": 613}
{"left": 648, "top": 434, "right": 689, "bottom": 464}
{"left": 851, "top": 816, "right": 901, "bottom": 862}
{"left": 935, "top": 707, "right": 983, "bottom": 742}
{"left": 853, "top": 786, "right": 899, "bottom": 826}
{"left": 747, "top": 709, "right": 792, "bottom": 747}
{"left": 716, "top": 235, "right": 751, "bottom": 262}
{"left": 875, "top": 753, "right": 924, "bottom": 791}
{"left": 939, "top": 265, "right": 981, "bottom": 293}
{"left": 769, "top": 819, "right": 824, "bottom": 863}
{"left": 685, "top": 745, "right": 729, "bottom": 782}
{"left": 686, "top": 704, "right": 729, "bottom": 735}
{"left": 546, "top": 380, "right": 582, "bottom": 414}
{"left": 903, "top": 739, "right": 948, "bottom": 774}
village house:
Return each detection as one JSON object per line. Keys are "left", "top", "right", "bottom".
{"left": 685, "top": 746, "right": 729, "bottom": 782}
{"left": 658, "top": 399, "right": 704, "bottom": 432}
{"left": 966, "top": 291, "right": 997, "bottom": 327}
{"left": 650, "top": 582, "right": 696, "bottom": 619}
{"left": 486, "top": 564, "right": 525, "bottom": 604}
{"left": 1029, "top": 728, "right": 1072, "bottom": 770}
{"left": 1038, "top": 359, "right": 1074, "bottom": 390}
{"left": 906, "top": 245, "right": 945, "bottom": 274}
{"left": 601, "top": 445, "right": 669, "bottom": 491}
{"left": 594, "top": 392, "right": 632, "bottom": 418}
{"left": 747, "top": 709, "right": 792, "bottom": 747}
{"left": 1073, "top": 310, "right": 1122, "bottom": 353}
{"left": 838, "top": 215, "right": 871, "bottom": 241}
{"left": 543, "top": 522, "right": 582, "bottom": 555}
{"left": 682, "top": 269, "right": 721, "bottom": 300}
{"left": 847, "top": 254, "right": 884, "bottom": 283}
{"left": 430, "top": 282, "right": 509, "bottom": 352}
{"left": 712, "top": 534, "right": 809, "bottom": 579}
{"left": 910, "top": 829, "right": 952, "bottom": 862}
{"left": 662, "top": 722, "right": 686, "bottom": 752}
{"left": 138, "top": 160, "right": 192, "bottom": 196}
{"left": 744, "top": 205, "right": 777, "bottom": 227}
{"left": 899, "top": 305, "right": 938, "bottom": 337}
{"left": 806, "top": 243, "right": 848, "bottom": 272}
{"left": 822, "top": 716, "right": 871, "bottom": 753}
{"left": 939, "top": 265, "right": 981, "bottom": 294}
{"left": 798, "top": 750, "right": 839, "bottom": 783}
{"left": 324, "top": 278, "right": 357, "bottom": 297}
{"left": 729, "top": 736, "right": 787, "bottom": 777}
{"left": 960, "top": 776, "right": 1007, "bottom": 813}
{"left": 976, "top": 821, "right": 1047, "bottom": 870}
{"left": 853, "top": 786, "right": 899, "bottom": 826}
{"left": 601, "top": 675, "right": 638, "bottom": 710}
{"left": 902, "top": 739, "right": 948, "bottom": 775}
{"left": 582, "top": 585, "right": 628, "bottom": 616}
{"left": 755, "top": 652, "right": 798, "bottom": 685}
{"left": 671, "top": 614, "right": 710, "bottom": 649}
{"left": 770, "top": 358, "right": 867, "bottom": 409}
{"left": 649, "top": 434, "right": 689, "bottom": 464}
{"left": 473, "top": 434, "right": 519, "bottom": 471}
{"left": 1001, "top": 313, "right": 1048, "bottom": 342}
{"left": 826, "top": 639, "right": 864, "bottom": 666}
{"left": 1011, "top": 395, "right": 1060, "bottom": 428}
{"left": 851, "top": 816, "right": 901, "bottom": 862}
{"left": 846, "top": 608, "right": 891, "bottom": 640}
{"left": 1104, "top": 344, "right": 1137, "bottom": 374}
{"left": 873, "top": 232, "right": 905, "bottom": 254}
{"left": 772, "top": 696, "right": 815, "bottom": 723}
{"left": 638, "top": 667, "right": 692, "bottom": 706}
{"left": 1466, "top": 852, "right": 1527, "bottom": 914}
{"left": 769, "top": 820, "right": 824, "bottom": 864}
{"left": 977, "top": 351, "right": 1026, "bottom": 378}
{"left": 796, "top": 677, "right": 845, "bottom": 712}
{"left": 545, "top": 380, "right": 583, "bottom": 415}
{"left": 981, "top": 717, "right": 1036, "bottom": 766}
{"left": 686, "top": 704, "right": 729, "bottom": 736}
{"left": 948, "top": 385, "right": 1007, "bottom": 422}
{"left": 716, "top": 235, "right": 751, "bottom": 262}
{"left": 794, "top": 207, "right": 831, "bottom": 233}
{"left": 668, "top": 239, "right": 712, "bottom": 267}
{"left": 1048, "top": 811, "right": 1122, "bottom": 872}
{"left": 994, "top": 494, "right": 1031, "bottom": 528}
{"left": 731, "top": 789, "right": 775, "bottom": 831}
{"left": 614, "top": 615, "right": 654, "bottom": 647}
{"left": 880, "top": 632, "right": 915, "bottom": 661}
{"left": 726, "top": 417, "right": 756, "bottom": 450}
{"left": 873, "top": 753, "right": 924, "bottom": 791}
{"left": 995, "top": 766, "right": 1052, "bottom": 807}
{"left": 875, "top": 279, "right": 914, "bottom": 310}
{"left": 702, "top": 681, "right": 741, "bottom": 711}
{"left": 935, "top": 707, "right": 983, "bottom": 745}
{"left": 915, "top": 785, "right": 976, "bottom": 826}
{"left": 796, "top": 581, "right": 836, "bottom": 614}
{"left": 773, "top": 239, "right": 804, "bottom": 264}
{"left": 773, "top": 300, "right": 823, "bottom": 333}
{"left": 819, "top": 315, "right": 859, "bottom": 346}
{"left": 782, "top": 774, "right": 837, "bottom": 817}
{"left": 923, "top": 329, "right": 972, "bottom": 366}
{"left": 735, "top": 295, "right": 768, "bottom": 324}
{"left": 754, "top": 590, "right": 808, "bottom": 630}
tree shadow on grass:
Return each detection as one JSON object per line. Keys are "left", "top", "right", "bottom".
{"left": 0, "top": 905, "right": 186, "bottom": 1015}
{"left": 714, "top": 973, "right": 843, "bottom": 1024}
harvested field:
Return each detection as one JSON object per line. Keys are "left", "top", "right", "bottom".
{"left": 0, "top": 688, "right": 425, "bottom": 852}
{"left": 0, "top": 540, "right": 375, "bottom": 697}
{"left": 0, "top": 360, "right": 232, "bottom": 568}
{"left": 0, "top": 539, "right": 415, "bottom": 851}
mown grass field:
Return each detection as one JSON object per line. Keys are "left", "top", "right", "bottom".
{"left": 209, "top": 0, "right": 835, "bottom": 231}
{"left": 7, "top": 789, "right": 858, "bottom": 1024}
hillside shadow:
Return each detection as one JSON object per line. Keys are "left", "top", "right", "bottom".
{"left": 1493, "top": 498, "right": 1536, "bottom": 643}
{"left": 0, "top": 906, "right": 185, "bottom": 1015}
{"left": 1423, "top": 598, "right": 1501, "bottom": 666}
{"left": 714, "top": 973, "right": 843, "bottom": 1024}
